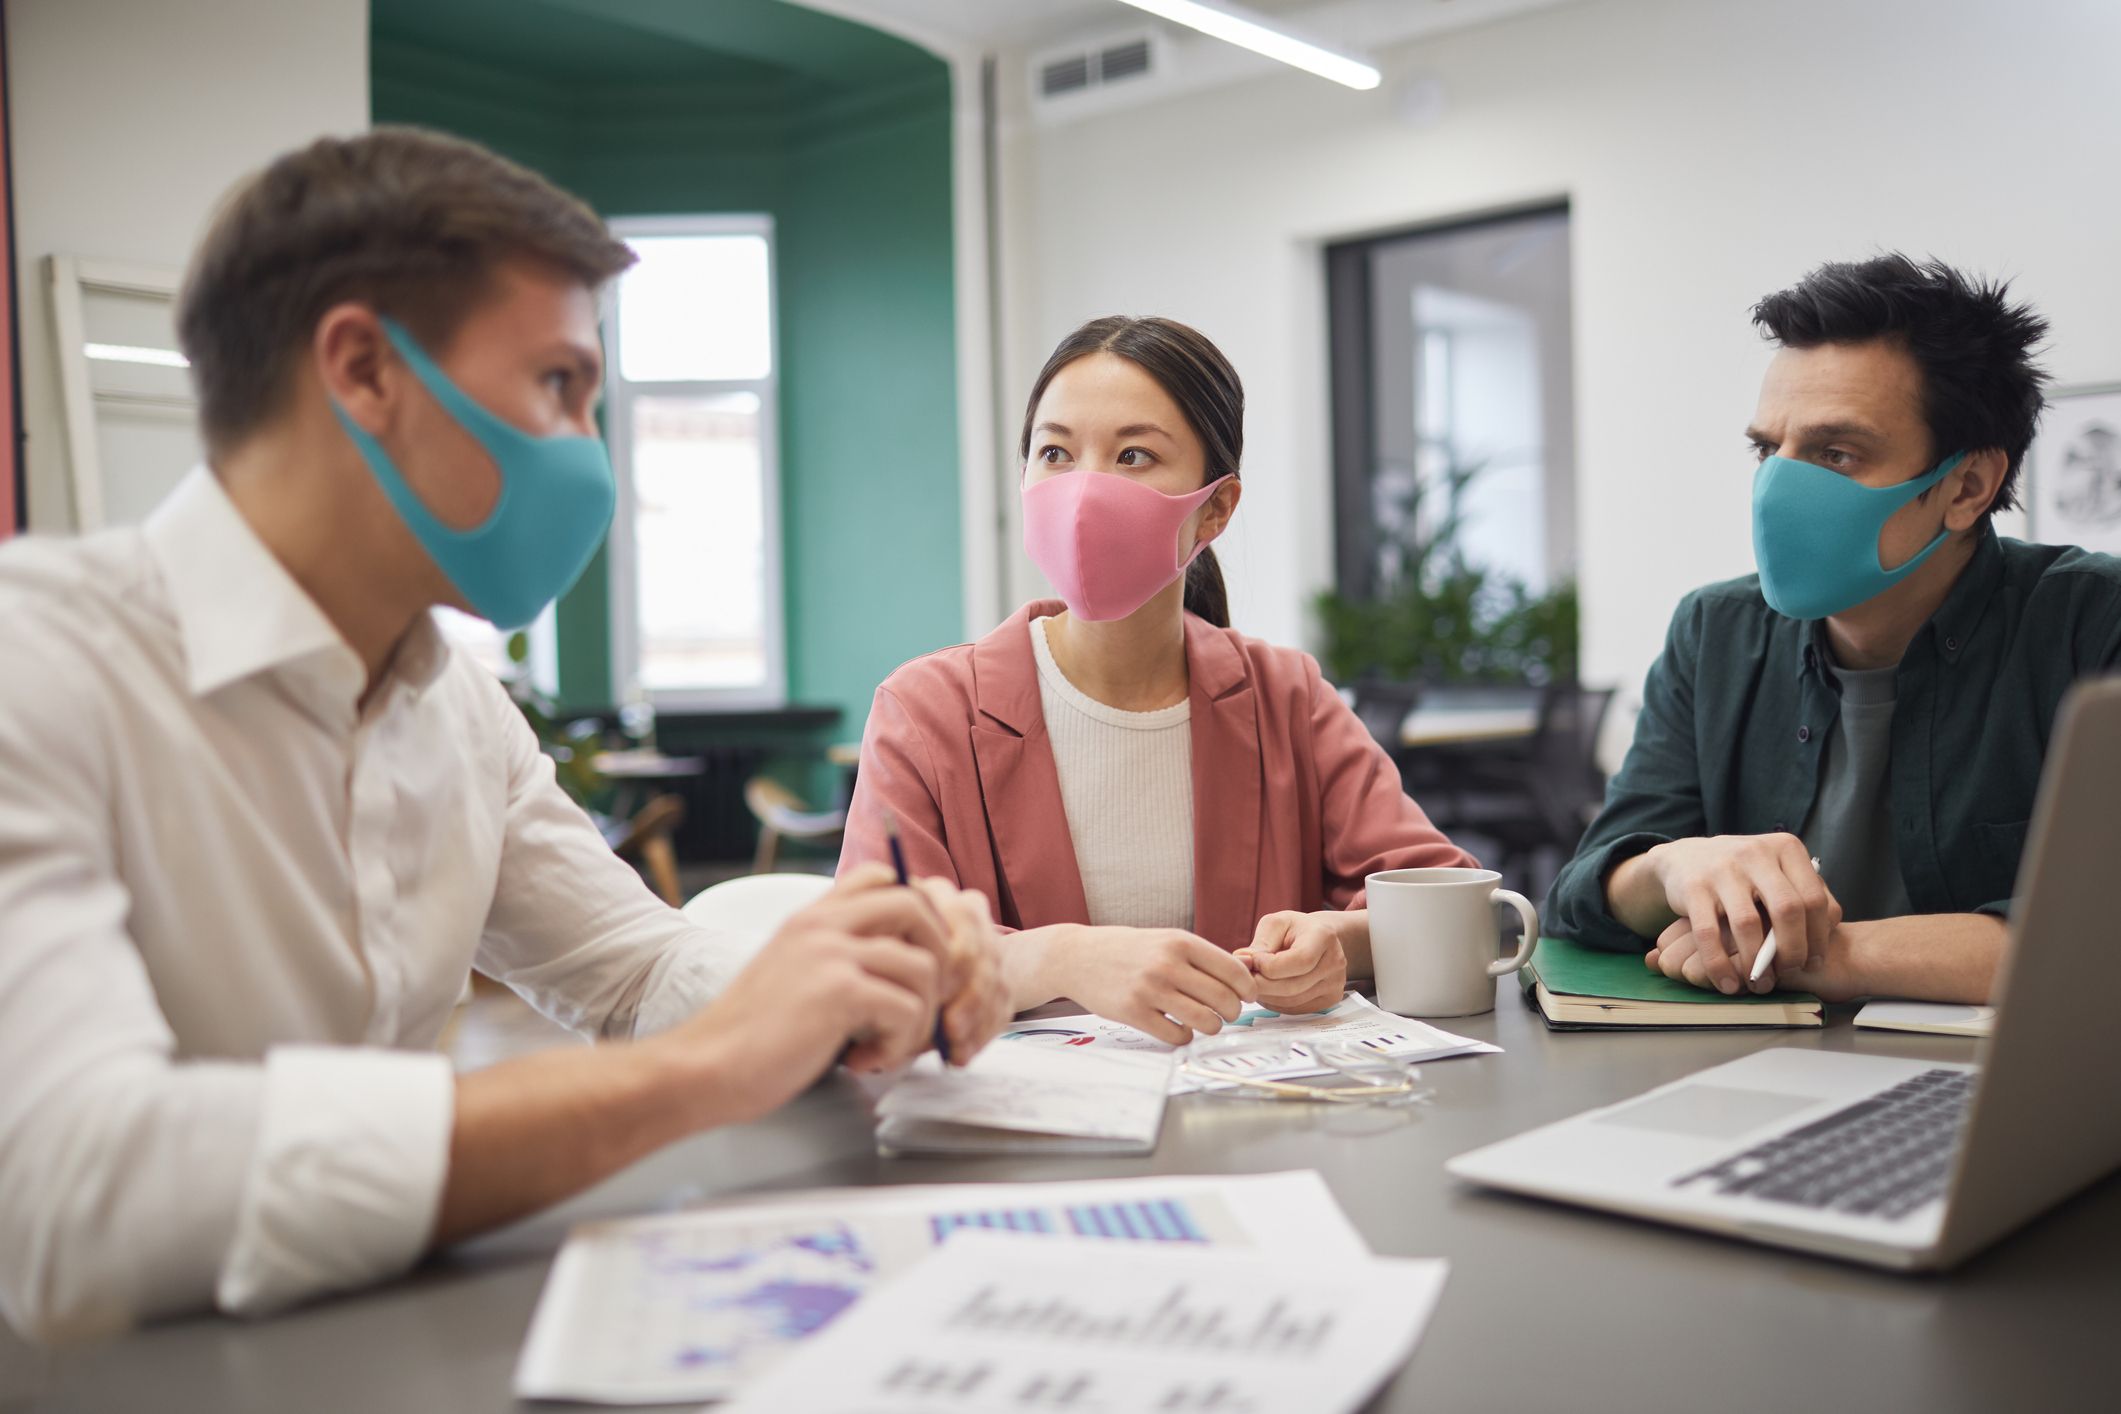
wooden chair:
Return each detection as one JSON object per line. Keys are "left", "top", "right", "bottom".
{"left": 743, "top": 776, "right": 847, "bottom": 874}
{"left": 612, "top": 792, "right": 688, "bottom": 907}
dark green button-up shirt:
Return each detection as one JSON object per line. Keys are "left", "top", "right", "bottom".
{"left": 1546, "top": 528, "right": 2121, "bottom": 952}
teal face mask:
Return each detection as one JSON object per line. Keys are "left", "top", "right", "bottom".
{"left": 1751, "top": 450, "right": 1964, "bottom": 620}
{"left": 332, "top": 318, "right": 615, "bottom": 631}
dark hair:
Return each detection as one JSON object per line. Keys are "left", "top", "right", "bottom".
{"left": 1019, "top": 315, "right": 1244, "bottom": 628}
{"left": 1750, "top": 254, "right": 2049, "bottom": 516}
{"left": 178, "top": 126, "right": 636, "bottom": 454}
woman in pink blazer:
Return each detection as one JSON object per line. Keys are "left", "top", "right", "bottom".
{"left": 842, "top": 316, "right": 1475, "bottom": 1043}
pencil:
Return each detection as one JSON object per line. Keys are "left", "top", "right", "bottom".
{"left": 1750, "top": 855, "right": 1824, "bottom": 983}
{"left": 881, "top": 808, "right": 952, "bottom": 1066}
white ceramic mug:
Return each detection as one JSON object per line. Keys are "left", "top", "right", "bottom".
{"left": 1365, "top": 868, "right": 1540, "bottom": 1017}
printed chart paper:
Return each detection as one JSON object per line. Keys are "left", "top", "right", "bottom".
{"left": 720, "top": 1233, "right": 1449, "bottom": 1414}
{"left": 513, "top": 1171, "right": 1363, "bottom": 1404}
{"left": 876, "top": 1041, "right": 1174, "bottom": 1148}
{"left": 1004, "top": 992, "right": 1500, "bottom": 1092}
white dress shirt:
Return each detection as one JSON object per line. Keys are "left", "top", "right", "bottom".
{"left": 0, "top": 469, "right": 743, "bottom": 1341}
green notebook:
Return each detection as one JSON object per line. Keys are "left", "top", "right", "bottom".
{"left": 1524, "top": 935, "right": 1822, "bottom": 1029}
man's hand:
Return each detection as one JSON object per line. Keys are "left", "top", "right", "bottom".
{"left": 1647, "top": 913, "right": 2007, "bottom": 1007}
{"left": 434, "top": 871, "right": 997, "bottom": 1251}
{"left": 915, "top": 877, "right": 1010, "bottom": 1065}
{"left": 1235, "top": 911, "right": 1351, "bottom": 1014}
{"left": 1647, "top": 914, "right": 1864, "bottom": 1003}
{"left": 1042, "top": 926, "right": 1258, "bottom": 1045}
{"left": 1614, "top": 834, "right": 1841, "bottom": 993}
{"left": 667, "top": 866, "right": 954, "bottom": 1122}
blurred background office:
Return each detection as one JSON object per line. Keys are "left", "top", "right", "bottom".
{"left": 5, "top": 0, "right": 2118, "bottom": 910}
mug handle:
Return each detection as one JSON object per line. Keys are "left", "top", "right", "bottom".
{"left": 1487, "top": 889, "right": 1541, "bottom": 978}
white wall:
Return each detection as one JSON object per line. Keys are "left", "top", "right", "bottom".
{"left": 990, "top": 0, "right": 2121, "bottom": 734}
{"left": 10, "top": 0, "right": 370, "bottom": 530}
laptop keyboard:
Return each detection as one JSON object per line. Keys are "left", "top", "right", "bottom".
{"left": 1674, "top": 1069, "right": 1972, "bottom": 1220}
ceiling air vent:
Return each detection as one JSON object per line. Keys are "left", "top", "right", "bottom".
{"left": 1098, "top": 38, "right": 1152, "bottom": 83}
{"left": 1039, "top": 52, "right": 1092, "bottom": 99}
{"left": 1030, "top": 30, "right": 1164, "bottom": 116}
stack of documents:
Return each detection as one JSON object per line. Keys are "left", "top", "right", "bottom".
{"left": 1002, "top": 991, "right": 1500, "bottom": 1094}
{"left": 1854, "top": 1001, "right": 1995, "bottom": 1037}
{"left": 720, "top": 1233, "right": 1450, "bottom": 1414}
{"left": 875, "top": 1042, "right": 1176, "bottom": 1155}
{"left": 513, "top": 1171, "right": 1365, "bottom": 1405}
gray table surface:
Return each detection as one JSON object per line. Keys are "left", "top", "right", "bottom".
{"left": 6, "top": 988, "right": 2118, "bottom": 1413}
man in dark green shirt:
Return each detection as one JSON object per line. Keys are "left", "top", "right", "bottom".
{"left": 1547, "top": 255, "right": 2121, "bottom": 1004}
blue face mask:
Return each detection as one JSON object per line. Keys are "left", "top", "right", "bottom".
{"left": 1751, "top": 450, "right": 1964, "bottom": 620}
{"left": 332, "top": 318, "right": 615, "bottom": 631}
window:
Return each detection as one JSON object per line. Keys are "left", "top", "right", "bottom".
{"left": 605, "top": 216, "right": 784, "bottom": 708}
{"left": 431, "top": 604, "right": 557, "bottom": 696}
{"left": 1326, "top": 206, "right": 1576, "bottom": 600}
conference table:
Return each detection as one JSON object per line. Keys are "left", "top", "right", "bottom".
{"left": 1398, "top": 704, "right": 1540, "bottom": 748}
{"left": 6, "top": 990, "right": 2117, "bottom": 1412}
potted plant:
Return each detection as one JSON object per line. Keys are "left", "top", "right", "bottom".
{"left": 504, "top": 630, "right": 607, "bottom": 809}
{"left": 1314, "top": 455, "right": 1578, "bottom": 693}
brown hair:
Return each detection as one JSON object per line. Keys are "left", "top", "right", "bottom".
{"left": 1018, "top": 315, "right": 1244, "bottom": 628}
{"left": 176, "top": 126, "right": 635, "bottom": 453}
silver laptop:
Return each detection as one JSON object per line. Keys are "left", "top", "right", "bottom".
{"left": 1446, "top": 675, "right": 2121, "bottom": 1271}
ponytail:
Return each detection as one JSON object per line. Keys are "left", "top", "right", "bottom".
{"left": 1184, "top": 546, "right": 1230, "bottom": 628}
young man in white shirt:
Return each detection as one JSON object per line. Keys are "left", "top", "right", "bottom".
{"left": 0, "top": 128, "right": 1008, "bottom": 1343}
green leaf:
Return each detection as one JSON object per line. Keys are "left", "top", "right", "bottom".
{"left": 1315, "top": 452, "right": 1578, "bottom": 688}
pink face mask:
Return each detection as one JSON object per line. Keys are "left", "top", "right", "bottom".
{"left": 1021, "top": 470, "right": 1235, "bottom": 622}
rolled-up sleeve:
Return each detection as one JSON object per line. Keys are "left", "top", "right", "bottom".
{"left": 473, "top": 676, "right": 746, "bottom": 1040}
{"left": 1544, "top": 594, "right": 1710, "bottom": 951}
{"left": 0, "top": 659, "right": 453, "bottom": 1340}
{"left": 215, "top": 1047, "right": 454, "bottom": 1317}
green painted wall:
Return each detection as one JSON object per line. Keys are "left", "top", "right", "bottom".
{"left": 369, "top": 2, "right": 960, "bottom": 753}
{"left": 781, "top": 108, "right": 961, "bottom": 740}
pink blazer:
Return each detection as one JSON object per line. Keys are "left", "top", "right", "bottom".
{"left": 839, "top": 601, "right": 1476, "bottom": 950}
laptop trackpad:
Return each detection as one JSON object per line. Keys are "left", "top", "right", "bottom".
{"left": 1594, "top": 1085, "right": 1819, "bottom": 1141}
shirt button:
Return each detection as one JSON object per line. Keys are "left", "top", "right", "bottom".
{"left": 1797, "top": 725, "right": 1811, "bottom": 743}
{"left": 1772, "top": 821, "right": 1788, "bottom": 834}
{"left": 1945, "top": 636, "right": 1959, "bottom": 653}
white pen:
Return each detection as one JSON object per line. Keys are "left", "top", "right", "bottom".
{"left": 1750, "top": 854, "right": 1825, "bottom": 983}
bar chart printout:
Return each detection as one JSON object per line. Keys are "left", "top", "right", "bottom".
{"left": 514, "top": 1172, "right": 1358, "bottom": 1403}
{"left": 930, "top": 1197, "right": 1213, "bottom": 1243}
{"left": 949, "top": 1281, "right": 1338, "bottom": 1355}
{"left": 720, "top": 1233, "right": 1450, "bottom": 1414}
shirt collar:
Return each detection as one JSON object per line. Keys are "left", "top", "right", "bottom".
{"left": 1794, "top": 621, "right": 1828, "bottom": 682}
{"left": 1791, "top": 522, "right": 2003, "bottom": 681}
{"left": 1925, "top": 521, "right": 2002, "bottom": 663}
{"left": 139, "top": 467, "right": 456, "bottom": 704}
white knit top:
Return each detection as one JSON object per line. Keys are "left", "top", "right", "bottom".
{"left": 1030, "top": 616, "right": 1196, "bottom": 931}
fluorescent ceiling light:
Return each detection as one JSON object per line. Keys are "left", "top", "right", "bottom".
{"left": 85, "top": 342, "right": 189, "bottom": 367}
{"left": 1114, "top": 0, "right": 1381, "bottom": 90}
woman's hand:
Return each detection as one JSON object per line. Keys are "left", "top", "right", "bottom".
{"left": 1030, "top": 925, "right": 1258, "bottom": 1045}
{"left": 1235, "top": 911, "right": 1353, "bottom": 1014}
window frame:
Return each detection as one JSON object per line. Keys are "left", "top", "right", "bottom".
{"left": 1324, "top": 199, "right": 1574, "bottom": 602}
{"left": 602, "top": 213, "right": 787, "bottom": 711}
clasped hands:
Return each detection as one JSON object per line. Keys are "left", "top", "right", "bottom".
{"left": 1018, "top": 909, "right": 1359, "bottom": 1049}
{"left": 1631, "top": 833, "right": 1863, "bottom": 1002}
